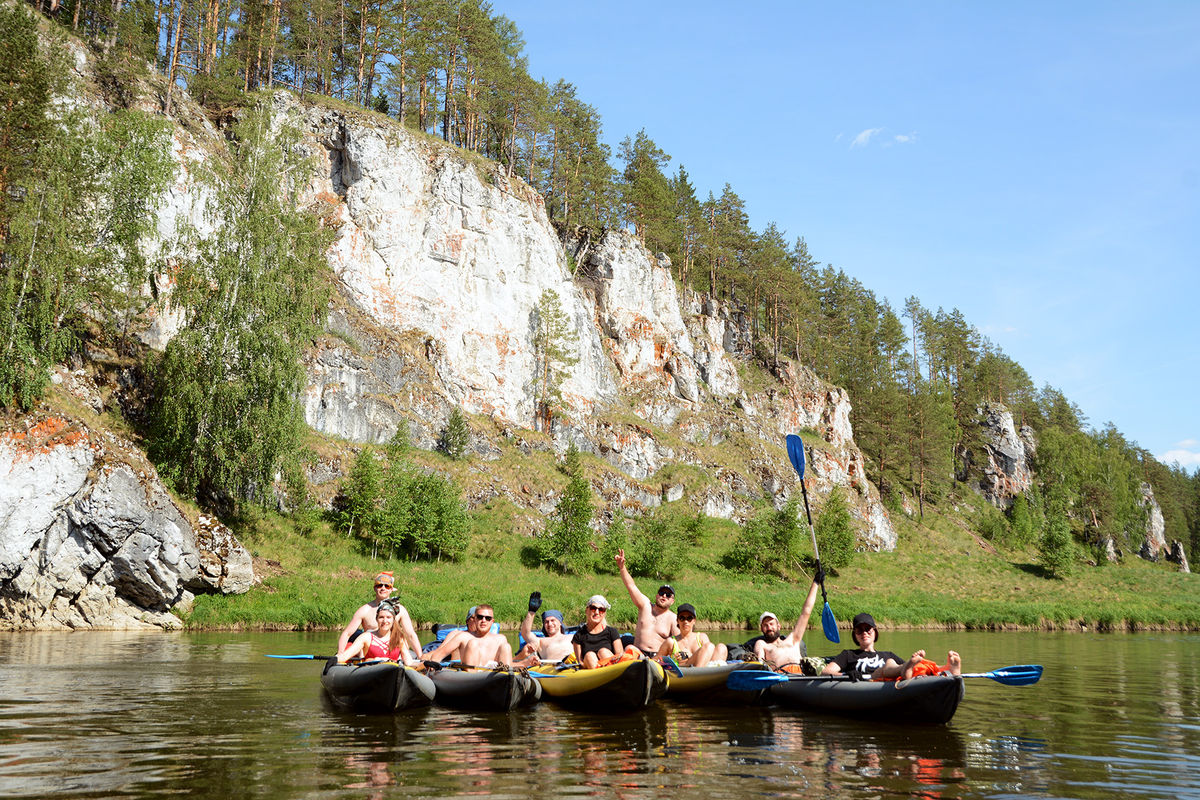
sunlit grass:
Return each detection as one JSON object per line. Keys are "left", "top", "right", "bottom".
{"left": 184, "top": 492, "right": 1200, "bottom": 633}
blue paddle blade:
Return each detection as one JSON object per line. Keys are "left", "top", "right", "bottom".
{"left": 965, "top": 664, "right": 1043, "bottom": 686}
{"left": 786, "top": 434, "right": 806, "bottom": 478}
{"left": 726, "top": 670, "right": 788, "bottom": 691}
{"left": 821, "top": 603, "right": 840, "bottom": 643}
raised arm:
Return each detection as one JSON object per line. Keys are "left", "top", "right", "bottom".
{"left": 786, "top": 577, "right": 822, "bottom": 644}
{"left": 520, "top": 591, "right": 541, "bottom": 647}
{"left": 615, "top": 549, "right": 650, "bottom": 611}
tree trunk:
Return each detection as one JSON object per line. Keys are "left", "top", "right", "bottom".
{"left": 164, "top": 0, "right": 188, "bottom": 114}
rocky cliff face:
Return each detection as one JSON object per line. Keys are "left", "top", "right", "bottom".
{"left": 270, "top": 95, "right": 895, "bottom": 549}
{"left": 958, "top": 403, "right": 1037, "bottom": 510}
{"left": 0, "top": 417, "right": 254, "bottom": 630}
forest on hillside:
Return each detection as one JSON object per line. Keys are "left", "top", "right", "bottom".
{"left": 7, "top": 0, "right": 1200, "bottom": 567}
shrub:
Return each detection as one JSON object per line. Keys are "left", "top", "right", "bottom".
{"left": 814, "top": 489, "right": 856, "bottom": 572}
{"left": 624, "top": 513, "right": 681, "bottom": 579}
{"left": 438, "top": 408, "right": 470, "bottom": 460}
{"left": 535, "top": 443, "right": 595, "bottom": 573}
{"left": 1039, "top": 513, "right": 1077, "bottom": 579}
{"left": 722, "top": 499, "right": 803, "bottom": 577}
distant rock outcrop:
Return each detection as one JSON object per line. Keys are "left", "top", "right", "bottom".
{"left": 0, "top": 417, "right": 253, "bottom": 631}
{"left": 958, "top": 402, "right": 1036, "bottom": 510}
{"left": 1138, "top": 482, "right": 1168, "bottom": 561}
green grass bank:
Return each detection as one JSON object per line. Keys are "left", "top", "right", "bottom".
{"left": 183, "top": 499, "right": 1200, "bottom": 635}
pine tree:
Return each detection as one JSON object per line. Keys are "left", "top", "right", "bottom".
{"left": 438, "top": 407, "right": 469, "bottom": 459}
{"left": 537, "top": 442, "right": 594, "bottom": 573}
{"left": 532, "top": 288, "right": 578, "bottom": 428}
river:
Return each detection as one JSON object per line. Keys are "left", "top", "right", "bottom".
{"left": 1, "top": 630, "right": 1197, "bottom": 799}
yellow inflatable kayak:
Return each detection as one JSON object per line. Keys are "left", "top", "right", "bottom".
{"left": 530, "top": 658, "right": 667, "bottom": 712}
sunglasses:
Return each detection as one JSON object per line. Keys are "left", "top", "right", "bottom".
{"left": 474, "top": 614, "right": 493, "bottom": 622}
{"left": 375, "top": 583, "right": 392, "bottom": 589}
{"left": 658, "top": 591, "right": 674, "bottom": 597}
{"left": 587, "top": 605, "right": 606, "bottom": 612}
{"left": 678, "top": 616, "right": 695, "bottom": 622}
{"left": 854, "top": 625, "right": 875, "bottom": 633}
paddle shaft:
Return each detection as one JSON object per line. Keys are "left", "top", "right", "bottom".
{"left": 797, "top": 477, "right": 830, "bottom": 610}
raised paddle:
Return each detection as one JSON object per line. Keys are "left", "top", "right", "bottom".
{"left": 786, "top": 433, "right": 839, "bottom": 643}
{"left": 726, "top": 664, "right": 1044, "bottom": 691}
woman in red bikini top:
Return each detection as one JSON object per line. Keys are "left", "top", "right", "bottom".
{"left": 337, "top": 602, "right": 405, "bottom": 663}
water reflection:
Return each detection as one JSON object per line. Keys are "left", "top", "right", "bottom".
{"left": 2, "top": 631, "right": 1200, "bottom": 798}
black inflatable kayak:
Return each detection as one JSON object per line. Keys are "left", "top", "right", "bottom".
{"left": 766, "top": 674, "right": 965, "bottom": 724}
{"left": 429, "top": 667, "right": 542, "bottom": 711}
{"left": 664, "top": 661, "right": 769, "bottom": 706}
{"left": 320, "top": 659, "right": 436, "bottom": 713}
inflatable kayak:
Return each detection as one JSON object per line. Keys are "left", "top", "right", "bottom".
{"left": 429, "top": 666, "right": 542, "bottom": 711}
{"left": 664, "top": 661, "right": 768, "bottom": 705}
{"left": 766, "top": 674, "right": 965, "bottom": 724}
{"left": 320, "top": 659, "right": 436, "bottom": 713}
{"left": 530, "top": 658, "right": 667, "bottom": 712}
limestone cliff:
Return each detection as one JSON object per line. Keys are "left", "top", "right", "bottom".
{"left": 264, "top": 94, "right": 895, "bottom": 549}
{"left": 0, "top": 417, "right": 254, "bottom": 630}
{"left": 958, "top": 402, "right": 1036, "bottom": 510}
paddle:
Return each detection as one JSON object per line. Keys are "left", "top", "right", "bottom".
{"left": 726, "top": 664, "right": 1044, "bottom": 691}
{"left": 961, "top": 664, "right": 1043, "bottom": 686}
{"left": 265, "top": 654, "right": 329, "bottom": 660}
{"left": 786, "top": 434, "right": 839, "bottom": 643}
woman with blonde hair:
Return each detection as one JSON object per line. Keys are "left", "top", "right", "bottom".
{"left": 336, "top": 602, "right": 409, "bottom": 663}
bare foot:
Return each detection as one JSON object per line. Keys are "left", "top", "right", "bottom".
{"left": 945, "top": 650, "right": 962, "bottom": 676}
{"left": 903, "top": 649, "right": 926, "bottom": 680}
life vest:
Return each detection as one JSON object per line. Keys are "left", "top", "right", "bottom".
{"left": 875, "top": 658, "right": 944, "bottom": 681}
{"left": 598, "top": 645, "right": 642, "bottom": 667}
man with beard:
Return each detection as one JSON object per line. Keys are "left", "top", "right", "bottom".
{"left": 754, "top": 573, "right": 823, "bottom": 671}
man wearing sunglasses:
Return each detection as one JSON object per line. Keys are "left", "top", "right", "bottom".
{"left": 615, "top": 548, "right": 679, "bottom": 656}
{"left": 448, "top": 604, "right": 513, "bottom": 668}
{"left": 337, "top": 571, "right": 421, "bottom": 659}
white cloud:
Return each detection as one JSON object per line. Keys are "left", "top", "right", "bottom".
{"left": 1159, "top": 442, "right": 1200, "bottom": 469}
{"left": 894, "top": 132, "right": 918, "bottom": 144}
{"left": 851, "top": 128, "right": 883, "bottom": 148}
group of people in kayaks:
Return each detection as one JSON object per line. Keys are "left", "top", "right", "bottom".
{"left": 336, "top": 549, "right": 962, "bottom": 682}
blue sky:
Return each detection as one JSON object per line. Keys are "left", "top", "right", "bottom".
{"left": 490, "top": 1, "right": 1199, "bottom": 470}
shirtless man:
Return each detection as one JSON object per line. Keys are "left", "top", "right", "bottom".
{"left": 655, "top": 603, "right": 728, "bottom": 667}
{"left": 424, "top": 606, "right": 478, "bottom": 662}
{"left": 337, "top": 571, "right": 420, "bottom": 659}
{"left": 615, "top": 549, "right": 678, "bottom": 655}
{"left": 518, "top": 592, "right": 574, "bottom": 664}
{"left": 452, "top": 604, "right": 513, "bottom": 668}
{"left": 755, "top": 575, "right": 822, "bottom": 670}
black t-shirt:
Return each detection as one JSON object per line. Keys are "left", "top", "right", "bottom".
{"left": 572, "top": 625, "right": 622, "bottom": 657}
{"left": 831, "top": 648, "right": 902, "bottom": 680}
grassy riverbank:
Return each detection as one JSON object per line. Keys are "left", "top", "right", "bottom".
{"left": 183, "top": 497, "right": 1200, "bottom": 634}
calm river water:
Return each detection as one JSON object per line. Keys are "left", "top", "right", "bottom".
{"left": 1, "top": 630, "right": 1197, "bottom": 799}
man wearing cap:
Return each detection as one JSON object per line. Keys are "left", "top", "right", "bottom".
{"left": 655, "top": 603, "right": 727, "bottom": 667}
{"left": 338, "top": 571, "right": 421, "bottom": 659}
{"left": 572, "top": 594, "right": 625, "bottom": 669}
{"left": 518, "top": 592, "right": 574, "bottom": 663}
{"left": 615, "top": 548, "right": 679, "bottom": 656}
{"left": 754, "top": 575, "right": 822, "bottom": 670}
